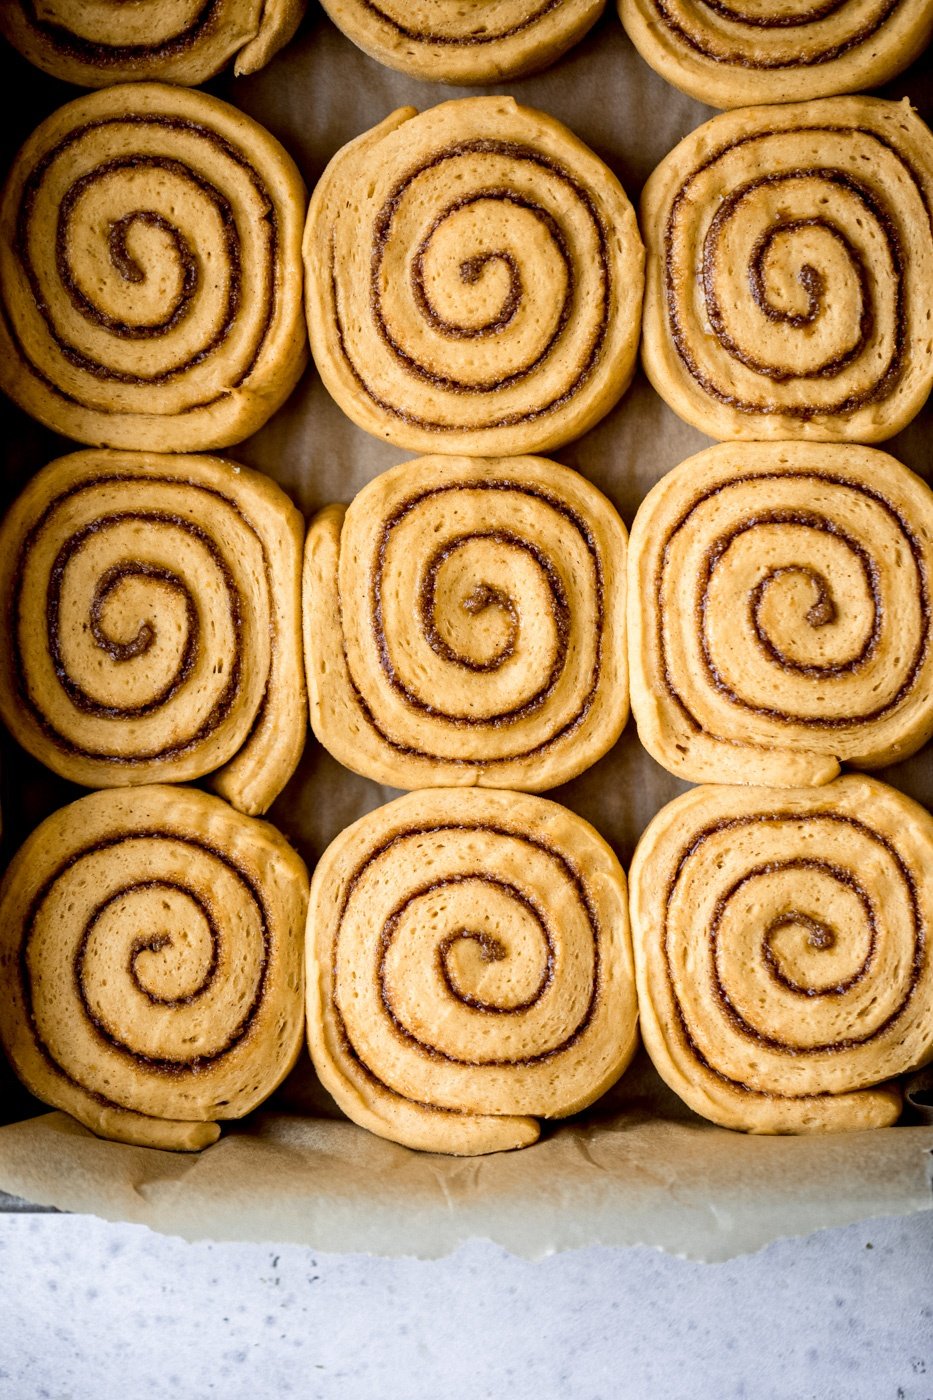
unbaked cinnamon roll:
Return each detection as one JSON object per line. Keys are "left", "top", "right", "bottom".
{"left": 0, "top": 84, "right": 307, "bottom": 451}
{"left": 304, "top": 455, "right": 628, "bottom": 791}
{"left": 628, "top": 442, "right": 933, "bottom": 787}
{"left": 618, "top": 0, "right": 933, "bottom": 109}
{"left": 303, "top": 97, "right": 644, "bottom": 457}
{"left": 0, "top": 785, "right": 308, "bottom": 1151}
{"left": 0, "top": 0, "right": 306, "bottom": 87}
{"left": 0, "top": 450, "right": 306, "bottom": 815}
{"left": 641, "top": 98, "right": 933, "bottom": 444}
{"left": 306, "top": 788, "right": 639, "bottom": 1154}
{"left": 321, "top": 0, "right": 604, "bottom": 82}
{"left": 630, "top": 777, "right": 933, "bottom": 1133}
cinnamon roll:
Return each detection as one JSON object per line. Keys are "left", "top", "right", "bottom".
{"left": 618, "top": 0, "right": 933, "bottom": 109}
{"left": 0, "top": 0, "right": 306, "bottom": 86}
{"left": 0, "top": 785, "right": 308, "bottom": 1151}
{"left": 306, "top": 788, "right": 638, "bottom": 1154}
{"left": 629, "top": 777, "right": 933, "bottom": 1133}
{"left": 0, "top": 450, "right": 306, "bottom": 815}
{"left": 303, "top": 97, "right": 644, "bottom": 458}
{"left": 641, "top": 98, "right": 933, "bottom": 444}
{"left": 320, "top": 1, "right": 604, "bottom": 83}
{"left": 628, "top": 442, "right": 933, "bottom": 787}
{"left": 304, "top": 455, "right": 628, "bottom": 791}
{"left": 0, "top": 84, "right": 307, "bottom": 451}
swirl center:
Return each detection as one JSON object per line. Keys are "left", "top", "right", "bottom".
{"left": 399, "top": 529, "right": 569, "bottom": 717}
{"left": 378, "top": 874, "right": 556, "bottom": 1053}
{"left": 101, "top": 209, "right": 199, "bottom": 333}
{"left": 423, "top": 555, "right": 521, "bottom": 674}
{"left": 89, "top": 560, "right": 196, "bottom": 667}
{"left": 762, "top": 910, "right": 847, "bottom": 997}
{"left": 711, "top": 858, "right": 878, "bottom": 1047}
{"left": 39, "top": 510, "right": 244, "bottom": 733}
{"left": 702, "top": 513, "right": 881, "bottom": 695}
{"left": 373, "top": 167, "right": 582, "bottom": 396}
{"left": 748, "top": 222, "right": 831, "bottom": 329}
{"left": 705, "top": 181, "right": 874, "bottom": 383}
{"left": 413, "top": 208, "right": 524, "bottom": 338}
{"left": 437, "top": 928, "right": 551, "bottom": 1013}
{"left": 76, "top": 879, "right": 222, "bottom": 1055}
{"left": 55, "top": 158, "right": 229, "bottom": 349}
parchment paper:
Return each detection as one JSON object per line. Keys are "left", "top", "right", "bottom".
{"left": 0, "top": 7, "right": 931, "bottom": 1262}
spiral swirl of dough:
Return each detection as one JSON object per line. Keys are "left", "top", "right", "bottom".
{"left": 0, "top": 0, "right": 305, "bottom": 87}
{"left": 320, "top": 0, "right": 605, "bottom": 83}
{"left": 641, "top": 98, "right": 933, "bottom": 444}
{"left": 304, "top": 455, "right": 628, "bottom": 791}
{"left": 630, "top": 778, "right": 933, "bottom": 1134}
{"left": 303, "top": 97, "right": 644, "bottom": 457}
{"left": 306, "top": 789, "right": 638, "bottom": 1154}
{"left": 0, "top": 84, "right": 307, "bottom": 451}
{"left": 0, "top": 450, "right": 306, "bottom": 814}
{"left": 628, "top": 442, "right": 933, "bottom": 788}
{"left": 618, "top": 0, "right": 933, "bottom": 108}
{"left": 0, "top": 786, "right": 308, "bottom": 1151}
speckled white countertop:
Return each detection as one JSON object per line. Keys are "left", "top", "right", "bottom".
{"left": 1, "top": 1211, "right": 930, "bottom": 1399}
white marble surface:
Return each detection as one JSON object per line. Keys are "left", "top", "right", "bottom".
{"left": 0, "top": 1211, "right": 930, "bottom": 1399}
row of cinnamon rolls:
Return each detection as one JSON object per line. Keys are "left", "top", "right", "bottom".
{"left": 2, "top": 0, "right": 930, "bottom": 108}
{"left": 2, "top": 87, "right": 933, "bottom": 457}
{"left": 1, "top": 768, "right": 931, "bottom": 1154}
{"left": 1, "top": 444, "right": 930, "bottom": 801}
{"left": 0, "top": 443, "right": 931, "bottom": 1156}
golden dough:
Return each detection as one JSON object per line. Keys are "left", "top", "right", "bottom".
{"left": 303, "top": 97, "right": 644, "bottom": 457}
{"left": 618, "top": 0, "right": 933, "bottom": 109}
{"left": 0, "top": 0, "right": 306, "bottom": 87}
{"left": 306, "top": 788, "right": 639, "bottom": 1154}
{"left": 304, "top": 455, "right": 628, "bottom": 791}
{"left": 628, "top": 442, "right": 933, "bottom": 787}
{"left": 321, "top": 0, "right": 604, "bottom": 82}
{"left": 0, "top": 450, "right": 306, "bottom": 815}
{"left": 0, "top": 786, "right": 308, "bottom": 1151}
{"left": 0, "top": 84, "right": 307, "bottom": 451}
{"left": 630, "top": 777, "right": 933, "bottom": 1134}
{"left": 641, "top": 98, "right": 933, "bottom": 443}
